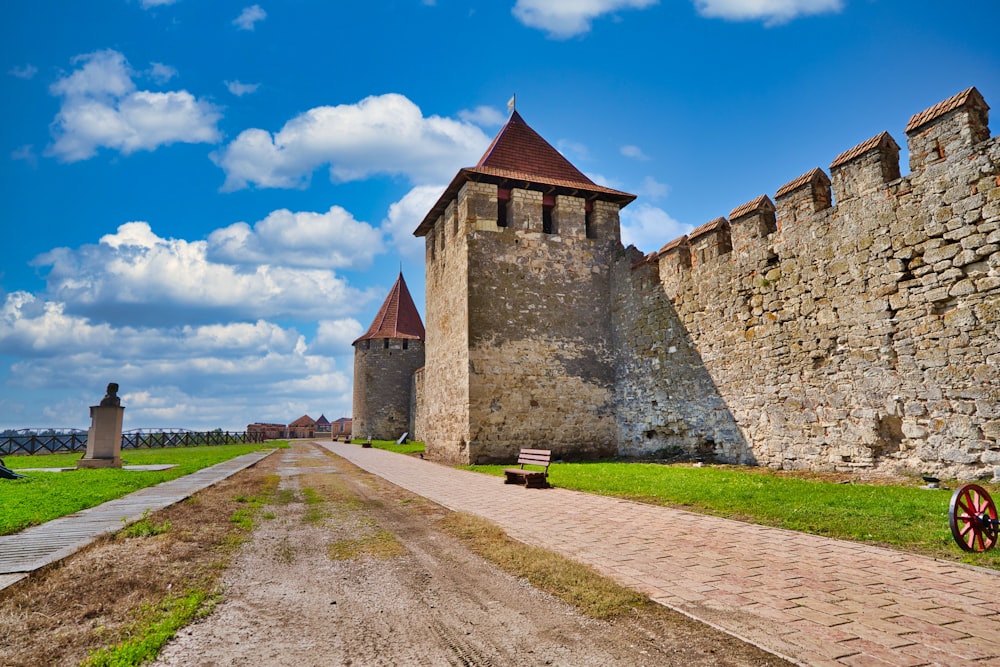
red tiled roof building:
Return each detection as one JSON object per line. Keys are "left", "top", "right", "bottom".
{"left": 414, "top": 108, "right": 635, "bottom": 464}
{"left": 351, "top": 272, "right": 425, "bottom": 441}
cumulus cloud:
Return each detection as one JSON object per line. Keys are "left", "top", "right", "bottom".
{"left": 207, "top": 205, "right": 384, "bottom": 269}
{"left": 233, "top": 4, "right": 267, "bottom": 30}
{"left": 636, "top": 175, "right": 670, "bottom": 199}
{"left": 694, "top": 0, "right": 843, "bottom": 25}
{"left": 8, "top": 64, "right": 38, "bottom": 80}
{"left": 225, "top": 80, "right": 260, "bottom": 96}
{"left": 32, "top": 221, "right": 373, "bottom": 326}
{"left": 310, "top": 318, "right": 366, "bottom": 354}
{"left": 46, "top": 50, "right": 221, "bottom": 162}
{"left": 211, "top": 93, "right": 489, "bottom": 191}
{"left": 459, "top": 105, "right": 506, "bottom": 127}
{"left": 620, "top": 202, "right": 692, "bottom": 253}
{"left": 512, "top": 0, "right": 658, "bottom": 39}
{"left": 381, "top": 185, "right": 445, "bottom": 259}
{"left": 0, "top": 290, "right": 352, "bottom": 429}
{"left": 148, "top": 62, "right": 178, "bottom": 84}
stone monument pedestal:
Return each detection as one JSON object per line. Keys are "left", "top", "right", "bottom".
{"left": 77, "top": 405, "right": 124, "bottom": 469}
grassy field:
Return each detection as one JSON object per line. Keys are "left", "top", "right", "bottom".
{"left": 349, "top": 439, "right": 425, "bottom": 455}
{"left": 466, "top": 460, "right": 1000, "bottom": 569}
{"left": 0, "top": 442, "right": 286, "bottom": 535}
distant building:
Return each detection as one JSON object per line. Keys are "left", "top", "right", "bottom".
{"left": 288, "top": 414, "right": 316, "bottom": 439}
{"left": 247, "top": 423, "right": 286, "bottom": 440}
{"left": 315, "top": 414, "right": 331, "bottom": 432}
{"left": 331, "top": 417, "right": 352, "bottom": 438}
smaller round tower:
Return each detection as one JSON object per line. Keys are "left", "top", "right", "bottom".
{"left": 351, "top": 272, "right": 425, "bottom": 441}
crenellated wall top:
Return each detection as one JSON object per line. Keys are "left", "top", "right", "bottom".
{"left": 646, "top": 87, "right": 994, "bottom": 270}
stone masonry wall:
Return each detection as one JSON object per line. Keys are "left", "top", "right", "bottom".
{"left": 352, "top": 339, "right": 424, "bottom": 441}
{"left": 421, "top": 180, "right": 624, "bottom": 464}
{"left": 616, "top": 89, "right": 1000, "bottom": 481}
{"left": 419, "top": 198, "right": 472, "bottom": 464}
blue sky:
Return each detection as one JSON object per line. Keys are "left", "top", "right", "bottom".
{"left": 1, "top": 1, "right": 998, "bottom": 431}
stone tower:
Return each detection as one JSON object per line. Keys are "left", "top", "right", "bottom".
{"left": 351, "top": 272, "right": 425, "bottom": 440}
{"left": 414, "top": 111, "right": 636, "bottom": 464}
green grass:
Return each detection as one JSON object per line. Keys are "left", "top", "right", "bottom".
{"left": 0, "top": 443, "right": 283, "bottom": 535}
{"left": 466, "top": 461, "right": 1000, "bottom": 569}
{"left": 350, "top": 439, "right": 425, "bottom": 455}
{"left": 81, "top": 589, "right": 216, "bottom": 667}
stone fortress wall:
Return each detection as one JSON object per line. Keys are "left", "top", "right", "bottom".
{"left": 616, "top": 88, "right": 1000, "bottom": 480}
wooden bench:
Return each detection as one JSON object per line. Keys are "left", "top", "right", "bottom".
{"left": 503, "top": 449, "right": 551, "bottom": 489}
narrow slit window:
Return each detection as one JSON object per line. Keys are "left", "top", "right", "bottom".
{"left": 497, "top": 189, "right": 509, "bottom": 228}
{"left": 585, "top": 202, "right": 596, "bottom": 239}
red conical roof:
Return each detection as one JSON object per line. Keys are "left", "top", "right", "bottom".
{"left": 353, "top": 272, "right": 425, "bottom": 344}
{"left": 415, "top": 110, "right": 635, "bottom": 236}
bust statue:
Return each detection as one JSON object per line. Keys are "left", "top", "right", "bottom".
{"left": 99, "top": 382, "right": 121, "bottom": 407}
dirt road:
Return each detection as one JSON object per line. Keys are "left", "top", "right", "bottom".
{"left": 153, "top": 443, "right": 785, "bottom": 666}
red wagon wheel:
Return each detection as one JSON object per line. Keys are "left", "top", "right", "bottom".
{"left": 949, "top": 484, "right": 998, "bottom": 552}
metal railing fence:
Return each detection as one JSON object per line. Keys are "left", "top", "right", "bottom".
{"left": 0, "top": 428, "right": 265, "bottom": 456}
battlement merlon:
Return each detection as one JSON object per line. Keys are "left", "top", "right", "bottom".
{"left": 729, "top": 195, "right": 777, "bottom": 263}
{"left": 829, "top": 131, "right": 901, "bottom": 201}
{"left": 905, "top": 87, "right": 990, "bottom": 172}
{"left": 774, "top": 168, "right": 832, "bottom": 227}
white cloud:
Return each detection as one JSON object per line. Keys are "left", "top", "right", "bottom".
{"left": 620, "top": 202, "right": 692, "bottom": 253}
{"left": 207, "top": 206, "right": 384, "bottom": 269}
{"left": 11, "top": 144, "right": 38, "bottom": 167}
{"left": 310, "top": 318, "right": 365, "bottom": 354}
{"left": 694, "top": 0, "right": 843, "bottom": 25}
{"left": 0, "top": 290, "right": 353, "bottom": 429}
{"left": 512, "top": 0, "right": 658, "bottom": 39}
{"left": 226, "top": 80, "right": 260, "bottom": 96}
{"left": 211, "top": 93, "right": 489, "bottom": 191}
{"left": 47, "top": 50, "right": 221, "bottom": 162}
{"left": 149, "top": 62, "right": 178, "bottom": 84}
{"left": 33, "top": 221, "right": 373, "bottom": 326}
{"left": 141, "top": 0, "right": 178, "bottom": 8}
{"left": 8, "top": 64, "right": 38, "bottom": 80}
{"left": 621, "top": 144, "right": 649, "bottom": 160}
{"left": 233, "top": 4, "right": 267, "bottom": 30}
{"left": 459, "top": 105, "right": 506, "bottom": 127}
{"left": 636, "top": 175, "right": 670, "bottom": 199}
{"left": 557, "top": 139, "right": 590, "bottom": 162}
{"left": 381, "top": 185, "right": 445, "bottom": 259}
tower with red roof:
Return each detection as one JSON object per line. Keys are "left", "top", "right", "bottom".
{"left": 351, "top": 272, "right": 425, "bottom": 440}
{"left": 414, "top": 110, "right": 635, "bottom": 464}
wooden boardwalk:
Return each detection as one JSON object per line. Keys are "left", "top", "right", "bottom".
{"left": 0, "top": 450, "right": 274, "bottom": 591}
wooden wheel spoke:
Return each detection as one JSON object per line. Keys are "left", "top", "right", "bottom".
{"left": 949, "top": 484, "right": 998, "bottom": 553}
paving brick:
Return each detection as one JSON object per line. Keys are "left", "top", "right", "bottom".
{"left": 323, "top": 442, "right": 1000, "bottom": 667}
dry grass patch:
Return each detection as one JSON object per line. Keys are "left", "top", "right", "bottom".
{"left": 0, "top": 457, "right": 280, "bottom": 667}
{"left": 328, "top": 529, "right": 406, "bottom": 561}
{"left": 439, "top": 512, "right": 648, "bottom": 620}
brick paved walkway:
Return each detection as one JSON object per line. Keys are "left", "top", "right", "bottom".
{"left": 320, "top": 441, "right": 1000, "bottom": 667}
{"left": 0, "top": 450, "right": 274, "bottom": 592}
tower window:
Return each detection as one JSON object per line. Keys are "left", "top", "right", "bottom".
{"left": 497, "top": 188, "right": 510, "bottom": 228}
{"left": 585, "top": 202, "right": 596, "bottom": 239}
{"left": 403, "top": 339, "right": 409, "bottom": 350}
{"left": 542, "top": 194, "right": 556, "bottom": 234}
